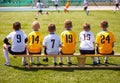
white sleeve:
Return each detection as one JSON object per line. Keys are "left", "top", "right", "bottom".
{"left": 79, "top": 33, "right": 81, "bottom": 42}
{"left": 43, "top": 37, "right": 47, "bottom": 47}
{"left": 36, "top": 3, "right": 38, "bottom": 7}
{"left": 6, "top": 32, "right": 12, "bottom": 39}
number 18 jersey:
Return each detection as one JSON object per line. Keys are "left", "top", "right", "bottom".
{"left": 61, "top": 30, "right": 77, "bottom": 54}
{"left": 28, "top": 31, "right": 43, "bottom": 53}
{"left": 96, "top": 31, "right": 115, "bottom": 54}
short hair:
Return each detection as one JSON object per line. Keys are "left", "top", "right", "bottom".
{"left": 48, "top": 23, "right": 56, "bottom": 32}
{"left": 100, "top": 20, "right": 108, "bottom": 28}
{"left": 83, "top": 23, "right": 90, "bottom": 31}
{"left": 32, "top": 21, "right": 40, "bottom": 29}
{"left": 64, "top": 20, "right": 72, "bottom": 28}
{"left": 13, "top": 22, "right": 21, "bottom": 30}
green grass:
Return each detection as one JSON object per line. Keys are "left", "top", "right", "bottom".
{"left": 0, "top": 11, "right": 120, "bottom": 83}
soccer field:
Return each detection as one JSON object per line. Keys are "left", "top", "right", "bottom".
{"left": 0, "top": 11, "right": 120, "bottom": 83}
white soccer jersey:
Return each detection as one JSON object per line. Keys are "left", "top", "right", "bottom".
{"left": 79, "top": 31, "right": 95, "bottom": 50}
{"left": 36, "top": 2, "right": 43, "bottom": 10}
{"left": 114, "top": 0, "right": 119, "bottom": 4}
{"left": 43, "top": 33, "right": 61, "bottom": 55}
{"left": 84, "top": 0, "right": 88, "bottom": 7}
{"left": 54, "top": 0, "right": 58, "bottom": 5}
{"left": 6, "top": 30, "right": 27, "bottom": 52}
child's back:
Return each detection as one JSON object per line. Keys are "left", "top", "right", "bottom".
{"left": 61, "top": 30, "right": 77, "bottom": 54}
{"left": 28, "top": 31, "right": 42, "bottom": 53}
{"left": 96, "top": 30, "right": 115, "bottom": 54}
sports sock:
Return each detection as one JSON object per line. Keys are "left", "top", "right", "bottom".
{"left": 3, "top": 49, "right": 10, "bottom": 64}
{"left": 30, "top": 57, "right": 34, "bottom": 63}
{"left": 59, "top": 57, "right": 63, "bottom": 63}
{"left": 104, "top": 57, "right": 108, "bottom": 62}
{"left": 67, "top": 56, "right": 71, "bottom": 62}
{"left": 37, "top": 57, "right": 40, "bottom": 63}
{"left": 22, "top": 57, "right": 26, "bottom": 64}
{"left": 53, "top": 57, "right": 56, "bottom": 63}
{"left": 98, "top": 57, "right": 100, "bottom": 61}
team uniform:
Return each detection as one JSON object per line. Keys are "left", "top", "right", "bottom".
{"left": 79, "top": 31, "right": 95, "bottom": 54}
{"left": 3, "top": 30, "right": 27, "bottom": 65}
{"left": 96, "top": 31, "right": 115, "bottom": 54}
{"left": 28, "top": 31, "right": 43, "bottom": 63}
{"left": 54, "top": 0, "right": 59, "bottom": 8}
{"left": 83, "top": 0, "right": 89, "bottom": 15}
{"left": 43, "top": 33, "right": 61, "bottom": 63}
{"left": 64, "top": 1, "right": 70, "bottom": 12}
{"left": 60, "top": 29, "right": 77, "bottom": 63}
{"left": 114, "top": 0, "right": 120, "bottom": 13}
{"left": 36, "top": 2, "right": 43, "bottom": 13}
{"left": 61, "top": 29, "right": 77, "bottom": 54}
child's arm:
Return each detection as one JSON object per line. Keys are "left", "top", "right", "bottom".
{"left": 3, "top": 38, "right": 11, "bottom": 45}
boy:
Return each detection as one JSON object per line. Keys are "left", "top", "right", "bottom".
{"left": 79, "top": 23, "right": 97, "bottom": 65}
{"left": 60, "top": 19, "right": 77, "bottom": 65}
{"left": 83, "top": 0, "right": 89, "bottom": 15}
{"left": 3, "top": 22, "right": 27, "bottom": 66}
{"left": 54, "top": 0, "right": 59, "bottom": 10}
{"left": 43, "top": 23, "right": 62, "bottom": 66}
{"left": 27, "top": 21, "right": 43, "bottom": 65}
{"left": 96, "top": 21, "right": 116, "bottom": 64}
{"left": 64, "top": 0, "right": 70, "bottom": 13}
{"left": 35, "top": 0, "right": 49, "bottom": 19}
{"left": 113, "top": 0, "right": 120, "bottom": 13}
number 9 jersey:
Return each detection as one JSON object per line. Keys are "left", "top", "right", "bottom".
{"left": 61, "top": 30, "right": 77, "bottom": 54}
{"left": 28, "top": 31, "right": 43, "bottom": 53}
{"left": 96, "top": 31, "right": 116, "bottom": 54}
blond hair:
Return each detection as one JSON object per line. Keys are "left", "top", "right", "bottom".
{"left": 32, "top": 21, "right": 40, "bottom": 30}
{"left": 64, "top": 19, "right": 72, "bottom": 28}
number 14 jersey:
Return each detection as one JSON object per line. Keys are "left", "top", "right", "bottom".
{"left": 96, "top": 31, "right": 115, "bottom": 54}
{"left": 28, "top": 31, "right": 43, "bottom": 53}
{"left": 61, "top": 30, "right": 77, "bottom": 54}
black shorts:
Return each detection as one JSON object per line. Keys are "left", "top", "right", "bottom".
{"left": 60, "top": 51, "right": 74, "bottom": 55}
{"left": 8, "top": 47, "right": 26, "bottom": 55}
{"left": 55, "top": 4, "right": 58, "bottom": 7}
{"left": 29, "top": 52, "right": 41, "bottom": 54}
{"left": 38, "top": 10, "right": 42, "bottom": 13}
{"left": 96, "top": 48, "right": 114, "bottom": 55}
{"left": 84, "top": 7, "right": 88, "bottom": 10}
{"left": 80, "top": 50, "right": 95, "bottom": 54}
{"left": 116, "top": 4, "right": 119, "bottom": 7}
{"left": 44, "top": 48, "right": 59, "bottom": 55}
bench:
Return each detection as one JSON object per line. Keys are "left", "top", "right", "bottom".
{"left": 14, "top": 54, "right": 120, "bottom": 69}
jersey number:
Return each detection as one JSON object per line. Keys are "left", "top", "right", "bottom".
{"left": 16, "top": 34, "right": 21, "bottom": 43}
{"left": 51, "top": 39, "right": 55, "bottom": 48}
{"left": 32, "top": 35, "right": 39, "bottom": 44}
{"left": 101, "top": 35, "right": 110, "bottom": 44}
{"left": 66, "top": 34, "right": 73, "bottom": 43}
{"left": 83, "top": 34, "right": 90, "bottom": 40}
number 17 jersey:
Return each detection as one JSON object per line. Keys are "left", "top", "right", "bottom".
{"left": 96, "top": 31, "right": 115, "bottom": 54}
{"left": 61, "top": 30, "right": 77, "bottom": 54}
{"left": 28, "top": 31, "right": 43, "bottom": 53}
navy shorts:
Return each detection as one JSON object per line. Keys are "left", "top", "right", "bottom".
{"left": 8, "top": 47, "right": 26, "bottom": 55}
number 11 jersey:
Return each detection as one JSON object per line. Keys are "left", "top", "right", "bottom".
{"left": 61, "top": 30, "right": 77, "bottom": 54}
{"left": 28, "top": 31, "right": 43, "bottom": 53}
{"left": 96, "top": 31, "right": 115, "bottom": 54}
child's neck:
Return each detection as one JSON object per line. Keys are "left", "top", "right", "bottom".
{"left": 50, "top": 32, "right": 55, "bottom": 34}
{"left": 34, "top": 30, "right": 39, "bottom": 31}
{"left": 66, "top": 28, "right": 71, "bottom": 30}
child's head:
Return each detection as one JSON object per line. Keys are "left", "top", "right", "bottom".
{"left": 48, "top": 23, "right": 56, "bottom": 33}
{"left": 13, "top": 22, "right": 21, "bottom": 31}
{"left": 100, "top": 20, "right": 108, "bottom": 30}
{"left": 32, "top": 21, "right": 40, "bottom": 31}
{"left": 83, "top": 23, "right": 90, "bottom": 31}
{"left": 64, "top": 19, "right": 72, "bottom": 29}
{"left": 67, "top": 0, "right": 70, "bottom": 2}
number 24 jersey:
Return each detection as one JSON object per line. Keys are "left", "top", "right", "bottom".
{"left": 96, "top": 31, "right": 115, "bottom": 54}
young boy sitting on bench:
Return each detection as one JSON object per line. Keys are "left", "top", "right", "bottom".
{"left": 96, "top": 20, "right": 116, "bottom": 64}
